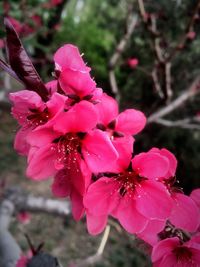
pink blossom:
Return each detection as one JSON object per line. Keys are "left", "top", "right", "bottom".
{"left": 187, "top": 31, "right": 196, "bottom": 40}
{"left": 54, "top": 44, "right": 90, "bottom": 72}
{"left": 127, "top": 58, "right": 139, "bottom": 68}
{"left": 84, "top": 150, "right": 173, "bottom": 235}
{"left": 9, "top": 90, "right": 66, "bottom": 155}
{"left": 17, "top": 211, "right": 31, "bottom": 224}
{"left": 152, "top": 235, "right": 200, "bottom": 267}
{"left": 149, "top": 149, "right": 200, "bottom": 232}
{"left": 96, "top": 93, "right": 146, "bottom": 136}
{"left": 95, "top": 93, "right": 146, "bottom": 172}
{"left": 16, "top": 250, "right": 33, "bottom": 267}
{"left": 25, "top": 101, "right": 118, "bottom": 219}
{"left": 16, "top": 255, "right": 29, "bottom": 267}
{"left": 54, "top": 44, "right": 102, "bottom": 104}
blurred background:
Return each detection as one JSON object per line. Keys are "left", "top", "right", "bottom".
{"left": 0, "top": 0, "right": 200, "bottom": 266}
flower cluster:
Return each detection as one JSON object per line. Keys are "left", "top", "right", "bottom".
{"left": 10, "top": 44, "right": 200, "bottom": 267}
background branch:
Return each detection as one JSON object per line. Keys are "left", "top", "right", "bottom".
{"left": 4, "top": 187, "right": 71, "bottom": 218}
{"left": 148, "top": 75, "right": 200, "bottom": 123}
{"left": 108, "top": 14, "right": 138, "bottom": 102}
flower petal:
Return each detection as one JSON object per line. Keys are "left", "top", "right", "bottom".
{"left": 82, "top": 129, "right": 118, "bottom": 173}
{"left": 54, "top": 44, "right": 90, "bottom": 72}
{"left": 111, "top": 135, "right": 134, "bottom": 172}
{"left": 169, "top": 193, "right": 200, "bottom": 232}
{"left": 14, "top": 127, "right": 31, "bottom": 156}
{"left": 135, "top": 180, "right": 172, "bottom": 220}
{"left": 84, "top": 177, "right": 119, "bottom": 216}
{"left": 150, "top": 148, "right": 177, "bottom": 179}
{"left": 51, "top": 169, "right": 71, "bottom": 197}
{"left": 59, "top": 68, "right": 96, "bottom": 97}
{"left": 190, "top": 188, "right": 200, "bottom": 209}
{"left": 132, "top": 151, "right": 169, "bottom": 179}
{"left": 54, "top": 101, "right": 98, "bottom": 133}
{"left": 86, "top": 212, "right": 108, "bottom": 235}
{"left": 152, "top": 237, "right": 179, "bottom": 262}
{"left": 115, "top": 109, "right": 146, "bottom": 135}
{"left": 27, "top": 127, "right": 59, "bottom": 148}
{"left": 137, "top": 219, "right": 166, "bottom": 246}
{"left": 26, "top": 144, "right": 58, "bottom": 180}
{"left": 96, "top": 93, "right": 118, "bottom": 125}
{"left": 117, "top": 198, "right": 148, "bottom": 234}
{"left": 71, "top": 190, "right": 85, "bottom": 221}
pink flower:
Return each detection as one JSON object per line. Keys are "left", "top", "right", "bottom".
{"left": 96, "top": 93, "right": 146, "bottom": 136}
{"left": 84, "top": 150, "right": 173, "bottom": 235}
{"left": 9, "top": 90, "right": 66, "bottom": 155}
{"left": 17, "top": 211, "right": 31, "bottom": 224}
{"left": 54, "top": 44, "right": 90, "bottom": 72}
{"left": 26, "top": 101, "right": 118, "bottom": 219}
{"left": 152, "top": 235, "right": 200, "bottom": 267}
{"left": 150, "top": 148, "right": 199, "bottom": 232}
{"left": 127, "top": 58, "right": 139, "bottom": 68}
{"left": 54, "top": 44, "right": 102, "bottom": 104}
{"left": 16, "top": 255, "right": 29, "bottom": 267}
{"left": 187, "top": 31, "right": 196, "bottom": 40}
{"left": 16, "top": 250, "right": 32, "bottom": 267}
{"left": 95, "top": 93, "right": 146, "bottom": 172}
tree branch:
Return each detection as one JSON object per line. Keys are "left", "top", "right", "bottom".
{"left": 148, "top": 75, "right": 200, "bottom": 123}
{"left": 70, "top": 225, "right": 110, "bottom": 267}
{"left": 167, "top": 0, "right": 200, "bottom": 62}
{"left": 4, "top": 187, "right": 71, "bottom": 218}
{"left": 153, "top": 117, "right": 200, "bottom": 130}
{"left": 108, "top": 15, "right": 138, "bottom": 102}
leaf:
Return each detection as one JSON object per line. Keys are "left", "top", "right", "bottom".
{"left": 4, "top": 18, "right": 49, "bottom": 102}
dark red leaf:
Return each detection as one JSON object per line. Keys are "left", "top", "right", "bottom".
{"left": 4, "top": 18, "right": 49, "bottom": 102}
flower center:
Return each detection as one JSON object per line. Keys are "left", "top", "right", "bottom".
{"left": 115, "top": 171, "right": 145, "bottom": 197}
{"left": 53, "top": 133, "right": 81, "bottom": 169}
{"left": 27, "top": 108, "right": 50, "bottom": 127}
{"left": 173, "top": 247, "right": 193, "bottom": 263}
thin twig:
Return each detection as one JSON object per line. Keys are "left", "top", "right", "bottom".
{"left": 71, "top": 225, "right": 111, "bottom": 267}
{"left": 97, "top": 225, "right": 110, "bottom": 255}
{"left": 4, "top": 187, "right": 71, "bottom": 217}
{"left": 148, "top": 75, "right": 200, "bottom": 123}
{"left": 137, "top": 0, "right": 173, "bottom": 101}
{"left": 154, "top": 118, "right": 200, "bottom": 130}
{"left": 167, "top": 0, "right": 200, "bottom": 62}
{"left": 108, "top": 15, "right": 138, "bottom": 102}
